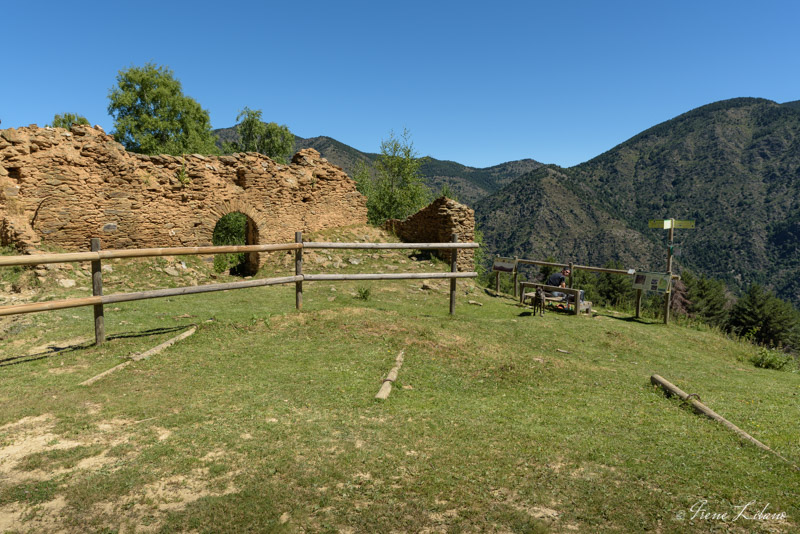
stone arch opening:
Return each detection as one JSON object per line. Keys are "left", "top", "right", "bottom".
{"left": 211, "top": 211, "right": 260, "bottom": 276}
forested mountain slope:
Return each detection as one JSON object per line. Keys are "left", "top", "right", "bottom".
{"left": 477, "top": 98, "right": 800, "bottom": 306}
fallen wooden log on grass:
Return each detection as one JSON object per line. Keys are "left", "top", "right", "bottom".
{"left": 80, "top": 327, "right": 197, "bottom": 386}
{"left": 651, "top": 374, "right": 798, "bottom": 471}
{"left": 375, "top": 351, "right": 405, "bottom": 400}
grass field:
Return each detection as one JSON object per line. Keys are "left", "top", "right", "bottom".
{"left": 1, "top": 227, "right": 798, "bottom": 533}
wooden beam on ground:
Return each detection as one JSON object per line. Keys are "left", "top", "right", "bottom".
{"left": 80, "top": 327, "right": 197, "bottom": 386}
{"left": 375, "top": 351, "right": 405, "bottom": 400}
{"left": 651, "top": 374, "right": 799, "bottom": 471}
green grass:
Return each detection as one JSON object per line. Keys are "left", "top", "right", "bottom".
{"left": 0, "top": 227, "right": 798, "bottom": 532}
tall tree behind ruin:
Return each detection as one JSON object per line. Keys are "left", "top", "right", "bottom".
{"left": 221, "top": 107, "right": 294, "bottom": 164}
{"left": 107, "top": 63, "right": 218, "bottom": 156}
{"left": 50, "top": 113, "right": 89, "bottom": 129}
{"left": 356, "top": 128, "right": 432, "bottom": 225}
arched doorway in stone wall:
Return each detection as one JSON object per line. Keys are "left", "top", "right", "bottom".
{"left": 211, "top": 212, "right": 260, "bottom": 276}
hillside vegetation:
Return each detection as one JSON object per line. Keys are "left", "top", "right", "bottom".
{"left": 477, "top": 98, "right": 800, "bottom": 307}
{"left": 214, "top": 128, "right": 541, "bottom": 206}
{"left": 1, "top": 226, "right": 798, "bottom": 532}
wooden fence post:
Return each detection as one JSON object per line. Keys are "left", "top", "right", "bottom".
{"left": 635, "top": 288, "right": 642, "bottom": 318}
{"left": 512, "top": 257, "right": 518, "bottom": 298}
{"left": 90, "top": 238, "right": 105, "bottom": 345}
{"left": 450, "top": 234, "right": 458, "bottom": 315}
{"left": 495, "top": 255, "right": 500, "bottom": 293}
{"left": 295, "top": 232, "right": 303, "bottom": 310}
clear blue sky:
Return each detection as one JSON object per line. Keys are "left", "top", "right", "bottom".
{"left": 2, "top": 0, "right": 798, "bottom": 168}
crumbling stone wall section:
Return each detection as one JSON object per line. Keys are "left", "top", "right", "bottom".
{"left": 384, "top": 197, "right": 475, "bottom": 271}
{"left": 0, "top": 125, "right": 367, "bottom": 263}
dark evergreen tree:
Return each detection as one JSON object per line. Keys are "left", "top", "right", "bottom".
{"left": 727, "top": 284, "right": 800, "bottom": 350}
{"left": 682, "top": 270, "right": 730, "bottom": 327}
{"left": 597, "top": 260, "right": 634, "bottom": 307}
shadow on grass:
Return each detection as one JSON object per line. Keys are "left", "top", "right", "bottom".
{"left": 598, "top": 313, "right": 657, "bottom": 325}
{"left": 0, "top": 325, "right": 192, "bottom": 367}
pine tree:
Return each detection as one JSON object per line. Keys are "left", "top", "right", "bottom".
{"left": 682, "top": 270, "right": 730, "bottom": 327}
{"left": 727, "top": 284, "right": 800, "bottom": 350}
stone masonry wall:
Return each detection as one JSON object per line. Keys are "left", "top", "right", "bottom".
{"left": 384, "top": 197, "right": 475, "bottom": 271}
{"left": 0, "top": 124, "right": 367, "bottom": 263}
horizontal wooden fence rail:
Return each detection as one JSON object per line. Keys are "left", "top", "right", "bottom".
{"left": 0, "top": 243, "right": 302, "bottom": 267}
{"left": 0, "top": 275, "right": 304, "bottom": 318}
{"left": 515, "top": 259, "right": 632, "bottom": 276}
{"left": 304, "top": 242, "right": 480, "bottom": 250}
{"left": 304, "top": 272, "right": 477, "bottom": 281}
{"left": 0, "top": 234, "right": 478, "bottom": 345}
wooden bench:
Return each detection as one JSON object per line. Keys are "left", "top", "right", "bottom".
{"left": 519, "top": 282, "right": 592, "bottom": 316}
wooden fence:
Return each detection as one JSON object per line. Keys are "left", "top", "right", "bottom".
{"left": 0, "top": 233, "right": 478, "bottom": 344}
{"left": 493, "top": 256, "right": 680, "bottom": 321}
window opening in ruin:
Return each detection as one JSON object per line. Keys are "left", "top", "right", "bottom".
{"left": 7, "top": 167, "right": 22, "bottom": 181}
{"left": 212, "top": 212, "right": 259, "bottom": 276}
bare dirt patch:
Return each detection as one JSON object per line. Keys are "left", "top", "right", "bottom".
{"left": 0, "top": 496, "right": 69, "bottom": 534}
{"left": 0, "top": 414, "right": 83, "bottom": 483}
{"left": 92, "top": 467, "right": 239, "bottom": 533}
{"left": 0, "top": 413, "right": 137, "bottom": 531}
{"left": 491, "top": 487, "right": 561, "bottom": 524}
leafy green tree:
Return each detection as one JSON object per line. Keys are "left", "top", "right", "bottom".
{"left": 107, "top": 63, "right": 218, "bottom": 155}
{"left": 361, "top": 128, "right": 432, "bottom": 225}
{"left": 352, "top": 160, "right": 373, "bottom": 197}
{"left": 222, "top": 107, "right": 294, "bottom": 164}
{"left": 438, "top": 183, "right": 458, "bottom": 201}
{"left": 572, "top": 269, "right": 599, "bottom": 303}
{"left": 50, "top": 113, "right": 89, "bottom": 129}
{"left": 727, "top": 284, "right": 800, "bottom": 350}
{"left": 212, "top": 212, "right": 247, "bottom": 274}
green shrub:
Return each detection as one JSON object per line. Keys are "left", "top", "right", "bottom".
{"left": 356, "top": 286, "right": 371, "bottom": 301}
{"left": 212, "top": 212, "right": 247, "bottom": 273}
{"left": 750, "top": 347, "right": 794, "bottom": 371}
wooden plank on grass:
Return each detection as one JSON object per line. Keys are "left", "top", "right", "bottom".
{"left": 651, "top": 374, "right": 799, "bottom": 471}
{"left": 80, "top": 327, "right": 197, "bottom": 386}
{"left": 375, "top": 351, "right": 405, "bottom": 400}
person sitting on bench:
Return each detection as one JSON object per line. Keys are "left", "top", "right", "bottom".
{"left": 547, "top": 268, "right": 584, "bottom": 302}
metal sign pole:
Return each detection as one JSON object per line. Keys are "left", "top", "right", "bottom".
{"left": 664, "top": 219, "right": 674, "bottom": 324}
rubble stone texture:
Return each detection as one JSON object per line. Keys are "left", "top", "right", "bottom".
{"left": 0, "top": 124, "right": 367, "bottom": 266}
{"left": 384, "top": 197, "right": 475, "bottom": 271}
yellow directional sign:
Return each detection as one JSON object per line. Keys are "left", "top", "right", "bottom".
{"left": 648, "top": 219, "right": 695, "bottom": 229}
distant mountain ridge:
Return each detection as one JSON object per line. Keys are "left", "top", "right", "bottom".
{"left": 215, "top": 98, "right": 800, "bottom": 307}
{"left": 476, "top": 97, "right": 800, "bottom": 307}
{"left": 213, "top": 126, "right": 542, "bottom": 205}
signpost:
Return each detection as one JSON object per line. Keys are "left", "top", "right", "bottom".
{"left": 648, "top": 218, "right": 695, "bottom": 324}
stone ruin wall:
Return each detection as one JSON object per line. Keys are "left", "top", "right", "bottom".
{"left": 0, "top": 124, "right": 367, "bottom": 264}
{"left": 384, "top": 197, "right": 475, "bottom": 272}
